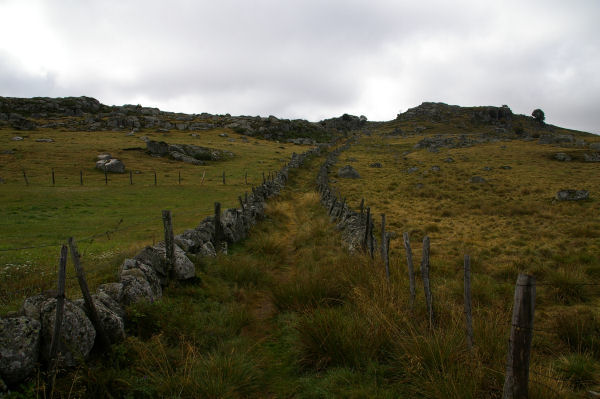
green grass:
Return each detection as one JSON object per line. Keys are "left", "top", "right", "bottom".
{"left": 0, "top": 127, "right": 311, "bottom": 313}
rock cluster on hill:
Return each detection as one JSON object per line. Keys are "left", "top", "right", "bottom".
{"left": 0, "top": 96, "right": 368, "bottom": 144}
{"left": 146, "top": 140, "right": 233, "bottom": 165}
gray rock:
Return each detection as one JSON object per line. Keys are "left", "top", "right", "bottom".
{"left": 556, "top": 190, "right": 589, "bottom": 201}
{"left": 470, "top": 176, "right": 487, "bottom": 183}
{"left": 40, "top": 299, "right": 96, "bottom": 368}
{"left": 199, "top": 241, "right": 217, "bottom": 257}
{"left": 406, "top": 167, "right": 419, "bottom": 174}
{"left": 369, "top": 162, "right": 382, "bottom": 168}
{"left": 134, "top": 243, "right": 195, "bottom": 284}
{"left": 431, "top": 166, "right": 441, "bottom": 172}
{"left": 0, "top": 316, "right": 41, "bottom": 385}
{"left": 121, "top": 259, "right": 162, "bottom": 300}
{"left": 169, "top": 151, "right": 203, "bottom": 165}
{"left": 589, "top": 143, "right": 600, "bottom": 150}
{"left": 219, "top": 133, "right": 228, "bottom": 137}
{"left": 73, "top": 297, "right": 124, "bottom": 344}
{"left": 97, "top": 283, "right": 124, "bottom": 305}
{"left": 554, "top": 152, "right": 572, "bottom": 162}
{"left": 21, "top": 294, "right": 51, "bottom": 320}
{"left": 120, "top": 268, "right": 155, "bottom": 305}
{"left": 97, "top": 153, "right": 112, "bottom": 161}
{"left": 95, "top": 158, "right": 125, "bottom": 173}
{"left": 482, "top": 166, "right": 493, "bottom": 171}
{"left": 337, "top": 165, "right": 360, "bottom": 179}
{"left": 584, "top": 153, "right": 600, "bottom": 162}
{"left": 35, "top": 138, "right": 54, "bottom": 143}
{"left": 500, "top": 165, "right": 512, "bottom": 170}
{"left": 94, "top": 290, "right": 124, "bottom": 319}
{"left": 444, "top": 157, "right": 455, "bottom": 163}
{"left": 11, "top": 136, "right": 23, "bottom": 141}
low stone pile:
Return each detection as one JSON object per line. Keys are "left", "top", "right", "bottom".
{"left": 146, "top": 140, "right": 234, "bottom": 165}
{"left": 0, "top": 147, "right": 320, "bottom": 389}
{"left": 316, "top": 139, "right": 376, "bottom": 253}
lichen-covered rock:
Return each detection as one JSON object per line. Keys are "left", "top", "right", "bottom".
{"left": 199, "top": 241, "right": 217, "bottom": 257}
{"left": 95, "top": 158, "right": 125, "bottom": 173}
{"left": 73, "top": 298, "right": 125, "bottom": 344}
{"left": 554, "top": 152, "right": 572, "bottom": 162}
{"left": 0, "top": 316, "right": 41, "bottom": 386}
{"left": 120, "top": 269, "right": 155, "bottom": 305}
{"left": 556, "top": 189, "right": 589, "bottom": 201}
{"left": 40, "top": 299, "right": 96, "bottom": 368}
{"left": 221, "top": 208, "right": 246, "bottom": 243}
{"left": 97, "top": 282, "right": 124, "bottom": 305}
{"left": 337, "top": 165, "right": 360, "bottom": 179}
{"left": 121, "top": 259, "right": 162, "bottom": 300}
{"left": 584, "top": 153, "right": 600, "bottom": 162}
{"left": 94, "top": 290, "right": 124, "bottom": 319}
{"left": 21, "top": 293, "right": 51, "bottom": 320}
{"left": 470, "top": 176, "right": 486, "bottom": 184}
{"left": 135, "top": 243, "right": 194, "bottom": 283}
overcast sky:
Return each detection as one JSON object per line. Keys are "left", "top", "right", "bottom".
{"left": 1, "top": 0, "right": 599, "bottom": 133}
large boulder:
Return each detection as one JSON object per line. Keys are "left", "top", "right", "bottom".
{"left": 120, "top": 268, "right": 156, "bottom": 305}
{"left": 121, "top": 259, "right": 162, "bottom": 300}
{"left": 584, "top": 153, "right": 600, "bottom": 162}
{"left": 337, "top": 165, "right": 360, "bottom": 179}
{"left": 556, "top": 190, "right": 589, "bottom": 201}
{"left": 134, "top": 243, "right": 195, "bottom": 284}
{"left": 95, "top": 158, "right": 125, "bottom": 173}
{"left": 40, "top": 299, "right": 96, "bottom": 368}
{"left": 21, "top": 293, "right": 51, "bottom": 320}
{"left": 73, "top": 298, "right": 125, "bottom": 344}
{"left": 0, "top": 316, "right": 41, "bottom": 386}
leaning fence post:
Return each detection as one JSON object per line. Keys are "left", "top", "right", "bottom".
{"left": 49, "top": 245, "right": 68, "bottom": 369}
{"left": 464, "top": 254, "right": 474, "bottom": 351}
{"left": 162, "top": 210, "right": 175, "bottom": 279}
{"left": 68, "top": 237, "right": 111, "bottom": 350}
{"left": 201, "top": 170, "right": 206, "bottom": 185}
{"left": 502, "top": 274, "right": 535, "bottom": 399}
{"left": 23, "top": 170, "right": 29, "bottom": 186}
{"left": 421, "top": 235, "right": 434, "bottom": 330}
{"left": 403, "top": 232, "right": 416, "bottom": 309}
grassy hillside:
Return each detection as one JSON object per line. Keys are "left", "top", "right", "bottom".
{"left": 0, "top": 126, "right": 311, "bottom": 313}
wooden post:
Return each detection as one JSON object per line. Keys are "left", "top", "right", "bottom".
{"left": 421, "top": 235, "right": 434, "bottom": 329}
{"left": 363, "top": 207, "right": 371, "bottom": 252}
{"left": 68, "top": 237, "right": 111, "bottom": 350}
{"left": 464, "top": 254, "right": 474, "bottom": 351}
{"left": 161, "top": 210, "right": 175, "bottom": 279}
{"left": 104, "top": 167, "right": 108, "bottom": 185}
{"left": 359, "top": 198, "right": 364, "bottom": 215}
{"left": 222, "top": 170, "right": 226, "bottom": 185}
{"left": 245, "top": 171, "right": 248, "bottom": 185}
{"left": 214, "top": 202, "right": 223, "bottom": 248}
{"left": 380, "top": 214, "right": 386, "bottom": 260}
{"left": 201, "top": 170, "right": 206, "bottom": 185}
{"left": 503, "top": 274, "right": 535, "bottom": 399}
{"left": 154, "top": 171, "right": 157, "bottom": 185}
{"left": 178, "top": 171, "right": 181, "bottom": 185}
{"left": 384, "top": 232, "right": 391, "bottom": 281}
{"left": 52, "top": 168, "right": 55, "bottom": 186}
{"left": 80, "top": 170, "right": 83, "bottom": 186}
{"left": 129, "top": 170, "right": 133, "bottom": 185}
{"left": 403, "top": 232, "right": 416, "bottom": 308}
{"left": 23, "top": 170, "right": 29, "bottom": 186}
{"left": 49, "top": 245, "right": 68, "bottom": 367}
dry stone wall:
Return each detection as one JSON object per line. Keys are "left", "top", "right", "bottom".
{"left": 0, "top": 147, "right": 320, "bottom": 389}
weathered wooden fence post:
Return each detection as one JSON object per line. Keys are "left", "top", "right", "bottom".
{"left": 464, "top": 254, "right": 474, "bottom": 350}
{"left": 214, "top": 202, "right": 223, "bottom": 250}
{"left": 178, "top": 171, "right": 181, "bottom": 185}
{"left": 80, "top": 170, "right": 83, "bottom": 186}
{"left": 161, "top": 210, "right": 175, "bottom": 278}
{"left": 201, "top": 170, "right": 206, "bottom": 185}
{"left": 129, "top": 170, "right": 133, "bottom": 185}
{"left": 362, "top": 207, "right": 371, "bottom": 252}
{"left": 222, "top": 170, "right": 226, "bottom": 185}
{"left": 503, "top": 274, "right": 535, "bottom": 399}
{"left": 154, "top": 171, "right": 157, "bottom": 186}
{"left": 68, "top": 237, "right": 111, "bottom": 350}
{"left": 403, "top": 232, "right": 416, "bottom": 309}
{"left": 238, "top": 196, "right": 245, "bottom": 211}
{"left": 49, "top": 245, "right": 68, "bottom": 369}
{"left": 22, "top": 170, "right": 29, "bottom": 186}
{"left": 52, "top": 168, "right": 55, "bottom": 186}
{"left": 421, "top": 235, "right": 434, "bottom": 329}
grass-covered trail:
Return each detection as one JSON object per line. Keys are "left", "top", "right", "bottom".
{"left": 35, "top": 152, "right": 579, "bottom": 398}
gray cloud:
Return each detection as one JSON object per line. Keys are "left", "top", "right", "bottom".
{"left": 0, "top": 0, "right": 599, "bottom": 132}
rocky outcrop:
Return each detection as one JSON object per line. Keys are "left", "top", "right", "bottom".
{"left": 146, "top": 140, "right": 234, "bottom": 165}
